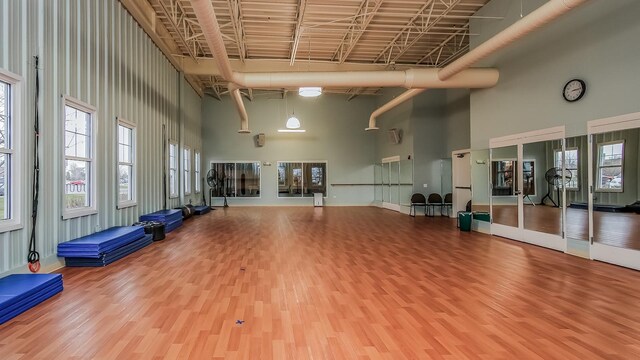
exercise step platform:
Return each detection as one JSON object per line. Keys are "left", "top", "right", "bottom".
{"left": 193, "top": 205, "right": 211, "bottom": 215}
{"left": 65, "top": 234, "right": 153, "bottom": 267}
{"left": 57, "top": 226, "right": 146, "bottom": 258}
{"left": 0, "top": 274, "right": 63, "bottom": 325}
{"left": 140, "top": 209, "right": 183, "bottom": 233}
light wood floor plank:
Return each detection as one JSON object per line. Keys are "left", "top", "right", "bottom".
{"left": 0, "top": 207, "right": 639, "bottom": 359}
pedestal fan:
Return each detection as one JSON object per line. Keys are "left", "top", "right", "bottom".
{"left": 540, "top": 167, "right": 572, "bottom": 207}
{"left": 206, "top": 168, "right": 228, "bottom": 208}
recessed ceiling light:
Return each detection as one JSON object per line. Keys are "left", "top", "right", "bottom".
{"left": 298, "top": 87, "right": 322, "bottom": 97}
{"left": 277, "top": 129, "right": 306, "bottom": 133}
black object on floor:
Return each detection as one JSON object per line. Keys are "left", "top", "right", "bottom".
{"left": 132, "top": 221, "right": 166, "bottom": 241}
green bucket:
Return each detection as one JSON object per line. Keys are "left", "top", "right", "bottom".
{"left": 458, "top": 212, "right": 472, "bottom": 231}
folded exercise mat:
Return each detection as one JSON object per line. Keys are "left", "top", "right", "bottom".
{"left": 57, "top": 226, "right": 145, "bottom": 257}
{"left": 0, "top": 274, "right": 64, "bottom": 325}
{"left": 164, "top": 218, "right": 183, "bottom": 233}
{"left": 65, "top": 234, "right": 153, "bottom": 267}
{"left": 139, "top": 209, "right": 182, "bottom": 223}
{"left": 193, "top": 205, "right": 211, "bottom": 215}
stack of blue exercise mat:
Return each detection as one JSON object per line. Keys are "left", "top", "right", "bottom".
{"left": 57, "top": 226, "right": 153, "bottom": 267}
{"left": 193, "top": 205, "right": 211, "bottom": 215}
{"left": 0, "top": 274, "right": 63, "bottom": 325}
{"left": 140, "top": 209, "right": 183, "bottom": 233}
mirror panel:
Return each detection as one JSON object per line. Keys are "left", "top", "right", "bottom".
{"left": 564, "top": 135, "right": 589, "bottom": 241}
{"left": 389, "top": 161, "right": 399, "bottom": 205}
{"left": 471, "top": 149, "right": 490, "bottom": 213}
{"left": 592, "top": 128, "right": 640, "bottom": 250}
{"left": 491, "top": 145, "right": 518, "bottom": 227}
{"left": 522, "top": 140, "right": 562, "bottom": 236}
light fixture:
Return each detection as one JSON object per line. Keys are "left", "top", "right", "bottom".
{"left": 279, "top": 92, "right": 306, "bottom": 133}
{"left": 298, "top": 87, "right": 322, "bottom": 97}
{"left": 285, "top": 115, "right": 301, "bottom": 129}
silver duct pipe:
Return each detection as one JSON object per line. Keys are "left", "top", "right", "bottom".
{"left": 368, "top": 0, "right": 590, "bottom": 130}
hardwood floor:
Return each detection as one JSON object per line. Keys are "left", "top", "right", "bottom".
{"left": 1, "top": 207, "right": 639, "bottom": 359}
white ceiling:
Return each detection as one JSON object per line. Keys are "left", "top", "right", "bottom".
{"left": 128, "top": 0, "right": 496, "bottom": 97}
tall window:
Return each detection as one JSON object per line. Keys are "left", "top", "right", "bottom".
{"left": 184, "top": 147, "right": 191, "bottom": 195}
{"left": 194, "top": 151, "right": 201, "bottom": 193}
{"left": 64, "top": 97, "right": 96, "bottom": 218}
{"left": 169, "top": 141, "right": 178, "bottom": 198}
{"left": 554, "top": 148, "right": 579, "bottom": 190}
{"left": 117, "top": 120, "right": 136, "bottom": 206}
{"left": 597, "top": 141, "right": 624, "bottom": 191}
{"left": 0, "top": 70, "right": 22, "bottom": 231}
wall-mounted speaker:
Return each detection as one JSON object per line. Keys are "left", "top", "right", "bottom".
{"left": 255, "top": 133, "right": 265, "bottom": 147}
{"left": 388, "top": 128, "right": 401, "bottom": 144}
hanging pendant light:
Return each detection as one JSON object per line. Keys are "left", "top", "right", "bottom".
{"left": 279, "top": 91, "right": 306, "bottom": 133}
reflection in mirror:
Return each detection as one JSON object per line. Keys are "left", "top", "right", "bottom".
{"left": 382, "top": 162, "right": 390, "bottom": 203}
{"left": 592, "top": 128, "right": 640, "bottom": 250}
{"left": 563, "top": 135, "right": 589, "bottom": 241}
{"left": 277, "top": 162, "right": 327, "bottom": 197}
{"left": 491, "top": 145, "right": 518, "bottom": 227}
{"left": 389, "top": 161, "right": 399, "bottom": 205}
{"left": 523, "top": 140, "right": 562, "bottom": 236}
{"left": 399, "top": 159, "right": 413, "bottom": 207}
{"left": 211, "top": 162, "right": 261, "bottom": 198}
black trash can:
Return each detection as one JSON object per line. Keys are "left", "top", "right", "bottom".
{"left": 133, "top": 221, "right": 166, "bottom": 241}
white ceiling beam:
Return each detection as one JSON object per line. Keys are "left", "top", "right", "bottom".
{"left": 417, "top": 24, "right": 468, "bottom": 65}
{"left": 289, "top": 0, "right": 308, "bottom": 66}
{"left": 373, "top": 0, "right": 464, "bottom": 65}
{"left": 183, "top": 57, "right": 403, "bottom": 76}
{"left": 331, "top": 0, "right": 383, "bottom": 64}
{"left": 227, "top": 0, "right": 248, "bottom": 61}
{"left": 157, "top": 0, "right": 205, "bottom": 60}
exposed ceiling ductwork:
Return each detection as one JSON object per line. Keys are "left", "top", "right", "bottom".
{"left": 368, "top": 0, "right": 590, "bottom": 130}
{"left": 190, "top": 0, "right": 588, "bottom": 133}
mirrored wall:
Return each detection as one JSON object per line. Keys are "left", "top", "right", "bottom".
{"left": 277, "top": 161, "right": 327, "bottom": 198}
{"left": 210, "top": 162, "right": 261, "bottom": 198}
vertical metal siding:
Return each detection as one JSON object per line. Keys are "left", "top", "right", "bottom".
{"left": 0, "top": 0, "right": 202, "bottom": 275}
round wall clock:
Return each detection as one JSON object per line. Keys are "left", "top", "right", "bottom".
{"left": 563, "top": 79, "right": 586, "bottom": 102}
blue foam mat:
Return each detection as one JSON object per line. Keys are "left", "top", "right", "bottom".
{"left": 65, "top": 235, "right": 153, "bottom": 267}
{"left": 165, "top": 218, "right": 183, "bottom": 233}
{"left": 193, "top": 206, "right": 210, "bottom": 215}
{"left": 0, "top": 285, "right": 63, "bottom": 325}
{"left": 57, "top": 226, "right": 145, "bottom": 255}
{"left": 0, "top": 280, "right": 63, "bottom": 318}
{"left": 0, "top": 274, "right": 63, "bottom": 310}
{"left": 140, "top": 209, "right": 182, "bottom": 223}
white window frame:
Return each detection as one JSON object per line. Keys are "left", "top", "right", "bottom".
{"left": 596, "top": 140, "right": 624, "bottom": 192}
{"left": 168, "top": 141, "right": 179, "bottom": 198}
{"left": 554, "top": 148, "right": 579, "bottom": 190}
{"left": 0, "top": 69, "right": 23, "bottom": 232}
{"left": 117, "top": 118, "right": 137, "bottom": 208}
{"left": 194, "top": 151, "right": 201, "bottom": 193}
{"left": 183, "top": 146, "right": 192, "bottom": 195}
{"left": 62, "top": 96, "right": 98, "bottom": 219}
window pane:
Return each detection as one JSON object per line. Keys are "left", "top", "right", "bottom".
{"left": 0, "top": 81, "right": 8, "bottom": 149}
{"left": 566, "top": 149, "right": 578, "bottom": 169}
{"left": 65, "top": 159, "right": 90, "bottom": 209}
{"left": 119, "top": 165, "right": 132, "bottom": 202}
{"left": 600, "top": 143, "right": 623, "bottom": 166}
{"left": 0, "top": 153, "right": 9, "bottom": 220}
{"left": 599, "top": 166, "right": 622, "bottom": 189}
{"left": 170, "top": 169, "right": 176, "bottom": 195}
{"left": 65, "top": 105, "right": 91, "bottom": 136}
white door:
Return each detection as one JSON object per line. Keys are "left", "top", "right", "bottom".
{"left": 588, "top": 112, "right": 640, "bottom": 270}
{"left": 489, "top": 127, "right": 567, "bottom": 252}
{"left": 452, "top": 150, "right": 471, "bottom": 216}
